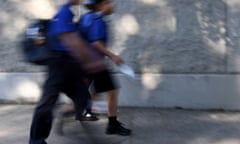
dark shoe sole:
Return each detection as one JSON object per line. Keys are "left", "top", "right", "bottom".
{"left": 105, "top": 130, "right": 132, "bottom": 136}
{"left": 79, "top": 117, "right": 99, "bottom": 121}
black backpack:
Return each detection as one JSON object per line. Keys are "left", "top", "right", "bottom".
{"left": 21, "top": 19, "right": 52, "bottom": 65}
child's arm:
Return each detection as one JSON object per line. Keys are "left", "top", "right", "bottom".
{"left": 60, "top": 32, "right": 106, "bottom": 72}
{"left": 92, "top": 40, "right": 124, "bottom": 65}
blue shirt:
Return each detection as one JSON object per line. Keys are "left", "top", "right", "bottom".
{"left": 78, "top": 12, "right": 108, "bottom": 56}
{"left": 48, "top": 3, "right": 77, "bottom": 51}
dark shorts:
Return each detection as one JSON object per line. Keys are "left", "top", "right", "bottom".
{"left": 87, "top": 69, "right": 118, "bottom": 94}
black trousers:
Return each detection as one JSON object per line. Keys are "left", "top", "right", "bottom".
{"left": 29, "top": 53, "right": 90, "bottom": 144}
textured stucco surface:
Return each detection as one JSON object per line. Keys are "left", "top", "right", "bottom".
{"left": 2, "top": 0, "right": 240, "bottom": 109}
{"left": 0, "top": 0, "right": 57, "bottom": 72}
{"left": 225, "top": 0, "right": 240, "bottom": 73}
{"left": 0, "top": 0, "right": 235, "bottom": 74}
{"left": 111, "top": 0, "right": 227, "bottom": 74}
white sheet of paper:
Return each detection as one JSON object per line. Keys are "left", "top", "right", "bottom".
{"left": 118, "top": 64, "right": 135, "bottom": 78}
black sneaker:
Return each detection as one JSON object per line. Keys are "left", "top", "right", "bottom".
{"left": 105, "top": 121, "right": 132, "bottom": 136}
{"left": 79, "top": 112, "right": 99, "bottom": 121}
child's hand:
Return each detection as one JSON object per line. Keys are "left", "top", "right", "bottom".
{"left": 111, "top": 55, "right": 124, "bottom": 65}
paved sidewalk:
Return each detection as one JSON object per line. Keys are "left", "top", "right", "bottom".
{"left": 1, "top": 105, "right": 240, "bottom": 144}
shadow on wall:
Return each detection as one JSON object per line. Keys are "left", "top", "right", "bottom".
{"left": 0, "top": 1, "right": 232, "bottom": 73}
{"left": 0, "top": 1, "right": 240, "bottom": 107}
{"left": 112, "top": 0, "right": 235, "bottom": 106}
{"left": 112, "top": 0, "right": 227, "bottom": 74}
{"left": 0, "top": 73, "right": 44, "bottom": 103}
{"left": 0, "top": 0, "right": 56, "bottom": 72}
{"left": 226, "top": 0, "right": 240, "bottom": 73}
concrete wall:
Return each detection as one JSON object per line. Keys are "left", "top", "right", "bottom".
{"left": 1, "top": 0, "right": 240, "bottom": 109}
{"left": 111, "top": 0, "right": 227, "bottom": 74}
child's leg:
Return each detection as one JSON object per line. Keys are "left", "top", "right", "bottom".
{"left": 105, "top": 89, "right": 131, "bottom": 136}
{"left": 107, "top": 89, "right": 118, "bottom": 117}
{"left": 92, "top": 70, "right": 131, "bottom": 136}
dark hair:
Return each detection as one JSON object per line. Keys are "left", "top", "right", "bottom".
{"left": 84, "top": 5, "right": 94, "bottom": 10}
{"left": 85, "top": 0, "right": 106, "bottom": 10}
{"left": 93, "top": 0, "right": 105, "bottom": 5}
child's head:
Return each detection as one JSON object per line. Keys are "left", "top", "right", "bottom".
{"left": 84, "top": 0, "right": 114, "bottom": 15}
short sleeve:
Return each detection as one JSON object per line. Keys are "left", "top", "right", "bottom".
{"left": 51, "top": 8, "right": 76, "bottom": 35}
{"left": 87, "top": 20, "right": 106, "bottom": 42}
